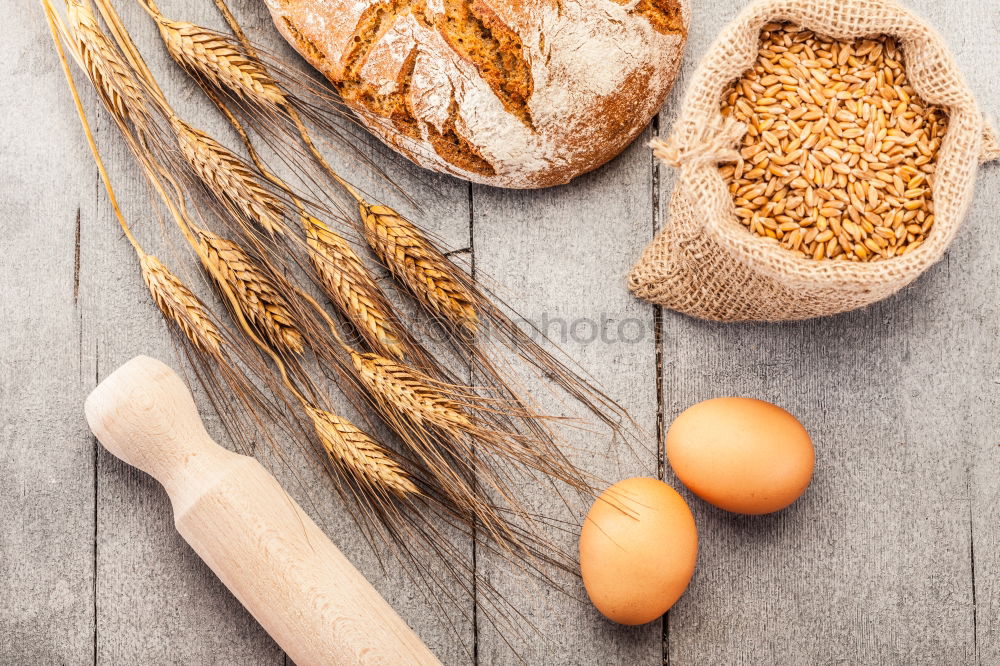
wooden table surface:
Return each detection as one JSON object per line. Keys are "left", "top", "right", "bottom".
{"left": 3, "top": 0, "right": 998, "bottom": 664}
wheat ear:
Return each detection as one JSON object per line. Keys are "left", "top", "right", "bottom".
{"left": 146, "top": 179, "right": 422, "bottom": 504}
{"left": 64, "top": 0, "right": 147, "bottom": 123}
{"left": 48, "top": 6, "right": 225, "bottom": 360}
{"left": 196, "top": 96, "right": 404, "bottom": 360}
{"left": 169, "top": 117, "right": 286, "bottom": 235}
{"left": 351, "top": 352, "right": 473, "bottom": 433}
{"left": 360, "top": 203, "right": 478, "bottom": 333}
{"left": 302, "top": 215, "right": 406, "bottom": 359}
{"left": 195, "top": 228, "right": 304, "bottom": 354}
{"left": 140, "top": 254, "right": 224, "bottom": 356}
{"left": 306, "top": 405, "right": 417, "bottom": 497}
{"left": 149, "top": 12, "right": 286, "bottom": 108}
{"left": 143, "top": 2, "right": 480, "bottom": 338}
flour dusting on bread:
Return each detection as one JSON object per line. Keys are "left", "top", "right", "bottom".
{"left": 266, "top": 0, "right": 688, "bottom": 188}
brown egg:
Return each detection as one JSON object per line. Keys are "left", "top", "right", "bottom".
{"left": 579, "top": 477, "right": 698, "bottom": 625}
{"left": 666, "top": 397, "right": 814, "bottom": 515}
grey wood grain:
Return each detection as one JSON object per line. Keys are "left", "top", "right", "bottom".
{"left": 948, "top": 3, "right": 1000, "bottom": 663}
{"left": 656, "top": 1, "right": 999, "bottom": 664}
{"left": 0, "top": 4, "right": 97, "bottom": 663}
{"left": 75, "top": 0, "right": 284, "bottom": 662}
{"left": 470, "top": 131, "right": 660, "bottom": 664}
{"left": 69, "top": 0, "right": 473, "bottom": 659}
{"left": 4, "top": 0, "right": 1000, "bottom": 663}
{"left": 226, "top": 2, "right": 477, "bottom": 663}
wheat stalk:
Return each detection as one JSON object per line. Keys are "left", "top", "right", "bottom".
{"left": 302, "top": 215, "right": 406, "bottom": 359}
{"left": 142, "top": 2, "right": 478, "bottom": 335}
{"left": 351, "top": 352, "right": 473, "bottom": 433}
{"left": 150, "top": 13, "right": 286, "bottom": 109}
{"left": 170, "top": 117, "right": 286, "bottom": 235}
{"left": 50, "top": 3, "right": 600, "bottom": 625}
{"left": 140, "top": 253, "right": 224, "bottom": 356}
{"left": 360, "top": 204, "right": 478, "bottom": 333}
{"left": 47, "top": 5, "right": 230, "bottom": 364}
{"left": 64, "top": 0, "right": 147, "bottom": 124}
{"left": 78, "top": 0, "right": 285, "bottom": 237}
{"left": 306, "top": 405, "right": 417, "bottom": 497}
{"left": 195, "top": 228, "right": 304, "bottom": 354}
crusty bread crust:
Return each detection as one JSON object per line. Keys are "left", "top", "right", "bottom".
{"left": 266, "top": 0, "right": 689, "bottom": 189}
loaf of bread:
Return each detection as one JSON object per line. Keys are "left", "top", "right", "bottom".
{"left": 266, "top": 0, "right": 688, "bottom": 189}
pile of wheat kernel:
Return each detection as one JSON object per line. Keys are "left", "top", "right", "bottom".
{"left": 719, "top": 23, "right": 949, "bottom": 262}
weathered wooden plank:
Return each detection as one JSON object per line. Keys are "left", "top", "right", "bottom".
{"left": 77, "top": 1, "right": 281, "bottom": 663}
{"left": 228, "top": 2, "right": 477, "bottom": 663}
{"left": 945, "top": 4, "right": 1000, "bottom": 663}
{"left": 0, "top": 5, "right": 97, "bottom": 664}
{"left": 656, "top": 1, "right": 997, "bottom": 663}
{"left": 971, "top": 225, "right": 1000, "bottom": 666}
{"left": 64, "top": 0, "right": 477, "bottom": 661}
{"left": 471, "top": 131, "right": 660, "bottom": 662}
{"left": 7, "top": 0, "right": 999, "bottom": 663}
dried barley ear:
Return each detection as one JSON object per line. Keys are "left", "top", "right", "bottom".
{"left": 306, "top": 405, "right": 418, "bottom": 498}
{"left": 170, "top": 117, "right": 287, "bottom": 236}
{"left": 351, "top": 352, "right": 473, "bottom": 433}
{"left": 144, "top": 4, "right": 287, "bottom": 109}
{"left": 346, "top": 349, "right": 586, "bottom": 549}
{"left": 195, "top": 227, "right": 304, "bottom": 354}
{"left": 359, "top": 202, "right": 478, "bottom": 334}
{"left": 64, "top": 0, "right": 148, "bottom": 125}
{"left": 303, "top": 215, "right": 407, "bottom": 360}
{"left": 140, "top": 253, "right": 224, "bottom": 357}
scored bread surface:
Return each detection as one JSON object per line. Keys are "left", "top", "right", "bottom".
{"left": 267, "top": 0, "right": 688, "bottom": 188}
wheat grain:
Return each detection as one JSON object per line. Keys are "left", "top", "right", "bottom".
{"left": 171, "top": 118, "right": 286, "bottom": 235}
{"left": 307, "top": 405, "right": 417, "bottom": 497}
{"left": 196, "top": 229, "right": 304, "bottom": 353}
{"left": 351, "top": 352, "right": 472, "bottom": 433}
{"left": 155, "top": 17, "right": 286, "bottom": 108}
{"left": 65, "top": 0, "right": 147, "bottom": 124}
{"left": 719, "top": 24, "right": 948, "bottom": 262}
{"left": 302, "top": 215, "right": 405, "bottom": 359}
{"left": 140, "top": 254, "right": 223, "bottom": 356}
{"left": 360, "top": 203, "right": 478, "bottom": 332}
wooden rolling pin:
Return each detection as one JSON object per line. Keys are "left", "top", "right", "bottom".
{"left": 85, "top": 355, "right": 442, "bottom": 666}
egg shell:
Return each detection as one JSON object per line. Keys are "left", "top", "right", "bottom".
{"left": 579, "top": 477, "right": 698, "bottom": 625}
{"left": 666, "top": 397, "right": 814, "bottom": 515}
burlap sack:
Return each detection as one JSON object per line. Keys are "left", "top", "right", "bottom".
{"left": 628, "top": 0, "right": 999, "bottom": 322}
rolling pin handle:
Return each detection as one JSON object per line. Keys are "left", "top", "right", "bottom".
{"left": 84, "top": 355, "right": 236, "bottom": 498}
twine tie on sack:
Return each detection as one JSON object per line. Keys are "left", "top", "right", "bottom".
{"left": 980, "top": 116, "right": 1000, "bottom": 163}
{"left": 649, "top": 116, "right": 747, "bottom": 168}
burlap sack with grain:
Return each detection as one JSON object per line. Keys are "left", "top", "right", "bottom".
{"left": 628, "top": 0, "right": 999, "bottom": 322}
